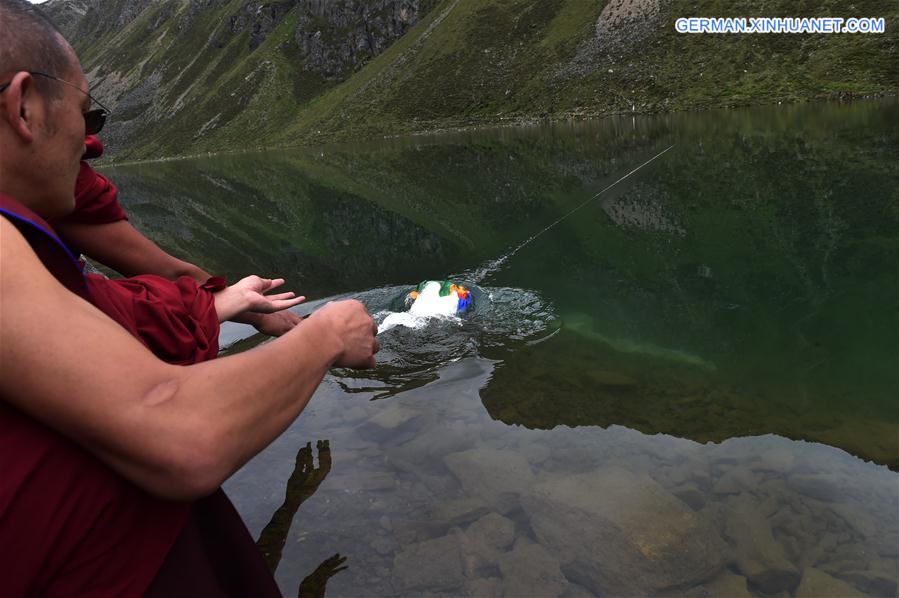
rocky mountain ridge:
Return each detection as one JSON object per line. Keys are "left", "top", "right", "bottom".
{"left": 42, "top": 0, "right": 439, "bottom": 156}
{"left": 40, "top": 0, "right": 897, "bottom": 160}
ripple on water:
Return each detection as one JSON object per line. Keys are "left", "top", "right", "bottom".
{"left": 326, "top": 283, "right": 560, "bottom": 399}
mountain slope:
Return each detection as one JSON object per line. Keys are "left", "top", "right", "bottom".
{"left": 42, "top": 0, "right": 897, "bottom": 159}
{"left": 280, "top": 0, "right": 897, "bottom": 146}
{"left": 42, "top": 0, "right": 439, "bottom": 158}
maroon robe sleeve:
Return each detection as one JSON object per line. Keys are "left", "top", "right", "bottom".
{"left": 59, "top": 136, "right": 128, "bottom": 225}
{"left": 85, "top": 274, "right": 226, "bottom": 365}
{"left": 65, "top": 161, "right": 129, "bottom": 224}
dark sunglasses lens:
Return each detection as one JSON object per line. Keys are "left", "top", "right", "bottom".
{"left": 84, "top": 109, "right": 107, "bottom": 135}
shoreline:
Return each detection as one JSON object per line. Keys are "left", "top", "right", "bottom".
{"left": 100, "top": 91, "right": 895, "bottom": 168}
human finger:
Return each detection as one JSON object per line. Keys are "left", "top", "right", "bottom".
{"left": 262, "top": 278, "right": 286, "bottom": 292}
{"left": 263, "top": 291, "right": 296, "bottom": 301}
{"left": 241, "top": 275, "right": 269, "bottom": 288}
{"left": 269, "top": 297, "right": 306, "bottom": 311}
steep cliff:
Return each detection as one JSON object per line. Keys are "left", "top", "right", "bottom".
{"left": 42, "top": 0, "right": 439, "bottom": 157}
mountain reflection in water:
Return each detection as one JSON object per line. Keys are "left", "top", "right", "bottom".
{"left": 107, "top": 99, "right": 897, "bottom": 596}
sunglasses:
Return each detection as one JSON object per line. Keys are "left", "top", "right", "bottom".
{"left": 0, "top": 70, "right": 110, "bottom": 135}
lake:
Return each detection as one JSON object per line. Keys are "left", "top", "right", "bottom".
{"left": 106, "top": 99, "right": 898, "bottom": 597}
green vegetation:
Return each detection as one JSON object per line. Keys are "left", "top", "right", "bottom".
{"left": 282, "top": 0, "right": 896, "bottom": 147}
{"left": 49, "top": 0, "right": 895, "bottom": 160}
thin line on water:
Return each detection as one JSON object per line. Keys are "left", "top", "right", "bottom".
{"left": 465, "top": 144, "right": 675, "bottom": 284}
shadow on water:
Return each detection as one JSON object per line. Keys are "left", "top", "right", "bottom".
{"left": 257, "top": 440, "right": 333, "bottom": 571}
{"left": 254, "top": 440, "right": 346, "bottom": 596}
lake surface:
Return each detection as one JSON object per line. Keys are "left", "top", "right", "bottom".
{"left": 107, "top": 99, "right": 898, "bottom": 597}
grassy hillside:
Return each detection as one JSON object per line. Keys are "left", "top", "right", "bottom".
{"left": 280, "top": 0, "right": 897, "bottom": 147}
{"left": 44, "top": 0, "right": 440, "bottom": 159}
{"left": 47, "top": 0, "right": 897, "bottom": 159}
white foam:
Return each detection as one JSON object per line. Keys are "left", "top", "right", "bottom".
{"left": 408, "top": 281, "right": 462, "bottom": 317}
{"left": 377, "top": 311, "right": 430, "bottom": 334}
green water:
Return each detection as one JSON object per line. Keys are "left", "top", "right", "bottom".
{"left": 107, "top": 100, "right": 898, "bottom": 596}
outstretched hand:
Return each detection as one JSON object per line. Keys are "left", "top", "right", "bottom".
{"left": 236, "top": 276, "right": 305, "bottom": 314}
{"left": 214, "top": 275, "right": 306, "bottom": 323}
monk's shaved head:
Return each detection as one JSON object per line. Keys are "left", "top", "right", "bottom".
{"left": 0, "top": 0, "right": 73, "bottom": 99}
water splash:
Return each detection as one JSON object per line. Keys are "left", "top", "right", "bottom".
{"left": 332, "top": 284, "right": 559, "bottom": 399}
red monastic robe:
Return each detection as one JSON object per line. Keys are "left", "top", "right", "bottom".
{"left": 1, "top": 150, "right": 280, "bottom": 594}
{"left": 0, "top": 194, "right": 191, "bottom": 595}
{"left": 55, "top": 135, "right": 224, "bottom": 365}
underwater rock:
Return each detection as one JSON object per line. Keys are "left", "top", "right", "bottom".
{"left": 671, "top": 482, "right": 706, "bottom": 511}
{"left": 521, "top": 467, "right": 728, "bottom": 595}
{"left": 370, "top": 534, "right": 397, "bottom": 556}
{"left": 753, "top": 447, "right": 796, "bottom": 472}
{"left": 391, "top": 529, "right": 467, "bottom": 593}
{"left": 517, "top": 440, "right": 552, "bottom": 465}
{"left": 391, "top": 517, "right": 451, "bottom": 545}
{"left": 365, "top": 404, "right": 422, "bottom": 430}
{"left": 788, "top": 472, "right": 844, "bottom": 502}
{"left": 464, "top": 576, "right": 503, "bottom": 597}
{"left": 431, "top": 497, "right": 494, "bottom": 528}
{"left": 831, "top": 561, "right": 899, "bottom": 597}
{"left": 712, "top": 466, "right": 758, "bottom": 495}
{"left": 562, "top": 582, "right": 598, "bottom": 597}
{"left": 756, "top": 495, "right": 782, "bottom": 519}
{"left": 453, "top": 513, "right": 516, "bottom": 578}
{"left": 794, "top": 567, "right": 865, "bottom": 597}
{"left": 443, "top": 449, "right": 535, "bottom": 511}
{"left": 378, "top": 515, "right": 392, "bottom": 531}
{"left": 325, "top": 471, "right": 396, "bottom": 492}
{"left": 464, "top": 512, "right": 515, "bottom": 552}
{"left": 820, "top": 541, "right": 875, "bottom": 574}
{"left": 701, "top": 570, "right": 753, "bottom": 597}
{"left": 393, "top": 422, "right": 480, "bottom": 463}
{"left": 723, "top": 494, "right": 800, "bottom": 593}
{"left": 656, "top": 454, "right": 712, "bottom": 489}
{"left": 498, "top": 537, "right": 568, "bottom": 598}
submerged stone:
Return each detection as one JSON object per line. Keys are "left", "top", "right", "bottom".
{"left": 431, "top": 497, "right": 494, "bottom": 527}
{"left": 391, "top": 530, "right": 467, "bottom": 593}
{"left": 671, "top": 481, "right": 707, "bottom": 510}
{"left": 831, "top": 562, "right": 899, "bottom": 597}
{"left": 723, "top": 494, "right": 800, "bottom": 594}
{"left": 443, "top": 448, "right": 535, "bottom": 511}
{"left": 787, "top": 472, "right": 845, "bottom": 502}
{"left": 712, "top": 466, "right": 758, "bottom": 495}
{"left": 464, "top": 512, "right": 515, "bottom": 552}
{"left": 701, "top": 570, "right": 753, "bottom": 597}
{"left": 464, "top": 576, "right": 503, "bottom": 598}
{"left": 498, "top": 537, "right": 568, "bottom": 598}
{"left": 795, "top": 567, "right": 865, "bottom": 598}
{"left": 521, "top": 466, "right": 728, "bottom": 595}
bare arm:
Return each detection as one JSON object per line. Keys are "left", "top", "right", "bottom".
{"left": 0, "top": 218, "right": 377, "bottom": 500}
{"left": 55, "top": 218, "right": 212, "bottom": 282}
{"left": 55, "top": 218, "right": 303, "bottom": 335}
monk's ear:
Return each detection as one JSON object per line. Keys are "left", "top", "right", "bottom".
{"left": 1, "top": 72, "right": 38, "bottom": 144}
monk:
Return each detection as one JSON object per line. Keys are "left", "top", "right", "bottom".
{"left": 0, "top": 1, "right": 379, "bottom": 594}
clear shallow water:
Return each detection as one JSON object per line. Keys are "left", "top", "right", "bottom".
{"left": 107, "top": 100, "right": 898, "bottom": 596}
